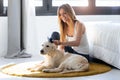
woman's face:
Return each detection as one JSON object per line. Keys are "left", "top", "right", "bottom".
{"left": 59, "top": 8, "right": 70, "bottom": 23}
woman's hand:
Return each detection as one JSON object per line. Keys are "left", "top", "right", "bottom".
{"left": 53, "top": 40, "right": 61, "bottom": 45}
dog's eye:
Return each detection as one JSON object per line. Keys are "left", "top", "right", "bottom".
{"left": 46, "top": 45, "right": 49, "bottom": 47}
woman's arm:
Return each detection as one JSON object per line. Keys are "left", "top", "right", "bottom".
{"left": 61, "top": 21, "right": 85, "bottom": 46}
{"left": 53, "top": 21, "right": 85, "bottom": 47}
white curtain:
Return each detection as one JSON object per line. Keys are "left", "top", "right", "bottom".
{"left": 5, "top": 0, "right": 22, "bottom": 58}
{"left": 5, "top": 0, "right": 35, "bottom": 58}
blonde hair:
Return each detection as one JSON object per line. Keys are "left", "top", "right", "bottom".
{"left": 57, "top": 4, "right": 77, "bottom": 42}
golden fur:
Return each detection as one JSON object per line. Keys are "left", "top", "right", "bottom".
{"left": 28, "top": 41, "right": 89, "bottom": 73}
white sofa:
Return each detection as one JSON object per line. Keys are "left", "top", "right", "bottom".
{"left": 85, "top": 22, "right": 120, "bottom": 69}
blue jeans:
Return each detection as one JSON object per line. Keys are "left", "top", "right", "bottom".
{"left": 50, "top": 31, "right": 90, "bottom": 61}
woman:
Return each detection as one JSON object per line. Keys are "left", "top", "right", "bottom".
{"left": 51, "top": 4, "right": 90, "bottom": 61}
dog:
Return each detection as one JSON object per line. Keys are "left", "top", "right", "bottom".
{"left": 28, "top": 41, "right": 89, "bottom": 73}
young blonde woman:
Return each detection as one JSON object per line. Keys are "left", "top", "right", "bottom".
{"left": 50, "top": 4, "right": 90, "bottom": 61}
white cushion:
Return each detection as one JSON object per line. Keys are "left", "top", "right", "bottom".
{"left": 85, "top": 22, "right": 120, "bottom": 69}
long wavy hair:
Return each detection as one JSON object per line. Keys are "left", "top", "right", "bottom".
{"left": 57, "top": 4, "right": 77, "bottom": 42}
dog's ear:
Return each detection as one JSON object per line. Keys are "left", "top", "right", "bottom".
{"left": 48, "top": 37, "right": 53, "bottom": 43}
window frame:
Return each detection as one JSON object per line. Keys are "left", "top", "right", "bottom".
{"left": 35, "top": 0, "right": 120, "bottom": 16}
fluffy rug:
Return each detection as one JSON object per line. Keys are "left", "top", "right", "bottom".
{"left": 0, "top": 61, "right": 111, "bottom": 78}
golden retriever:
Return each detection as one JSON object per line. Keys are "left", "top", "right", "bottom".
{"left": 28, "top": 41, "right": 89, "bottom": 73}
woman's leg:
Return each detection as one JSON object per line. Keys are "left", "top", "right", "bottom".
{"left": 50, "top": 32, "right": 74, "bottom": 53}
{"left": 64, "top": 46, "right": 90, "bottom": 61}
{"left": 50, "top": 31, "right": 60, "bottom": 40}
{"left": 64, "top": 46, "right": 74, "bottom": 53}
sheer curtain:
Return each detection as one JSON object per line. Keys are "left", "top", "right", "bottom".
{"left": 5, "top": 0, "right": 35, "bottom": 58}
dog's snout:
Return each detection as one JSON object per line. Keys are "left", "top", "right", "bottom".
{"left": 40, "top": 50, "right": 44, "bottom": 53}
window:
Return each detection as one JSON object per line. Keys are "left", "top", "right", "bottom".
{"left": 34, "top": 0, "right": 43, "bottom": 7}
{"left": 3, "top": 0, "right": 8, "bottom": 7}
{"left": 35, "top": 0, "right": 89, "bottom": 16}
{"left": 52, "top": 0, "right": 88, "bottom": 7}
{"left": 0, "top": 0, "right": 8, "bottom": 16}
{"left": 35, "top": 0, "right": 120, "bottom": 16}
{"left": 96, "top": 0, "right": 120, "bottom": 7}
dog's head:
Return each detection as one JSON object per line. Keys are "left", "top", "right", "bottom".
{"left": 40, "top": 41, "right": 57, "bottom": 55}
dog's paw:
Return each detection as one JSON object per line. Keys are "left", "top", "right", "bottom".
{"left": 27, "top": 68, "right": 35, "bottom": 71}
{"left": 27, "top": 68, "right": 39, "bottom": 72}
{"left": 30, "top": 69, "right": 36, "bottom": 72}
{"left": 27, "top": 68, "right": 31, "bottom": 70}
{"left": 42, "top": 69, "right": 50, "bottom": 73}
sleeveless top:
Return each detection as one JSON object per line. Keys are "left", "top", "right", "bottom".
{"left": 66, "top": 23, "right": 89, "bottom": 55}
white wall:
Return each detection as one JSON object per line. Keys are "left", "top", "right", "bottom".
{"left": 25, "top": 15, "right": 120, "bottom": 56}
{"left": 0, "top": 15, "right": 120, "bottom": 57}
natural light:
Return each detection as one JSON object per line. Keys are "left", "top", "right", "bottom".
{"left": 3, "top": 0, "right": 8, "bottom": 7}
{"left": 96, "top": 0, "right": 120, "bottom": 7}
{"left": 34, "top": 0, "right": 120, "bottom": 7}
{"left": 52, "top": 0, "right": 88, "bottom": 7}
{"left": 34, "top": 0, "right": 43, "bottom": 6}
